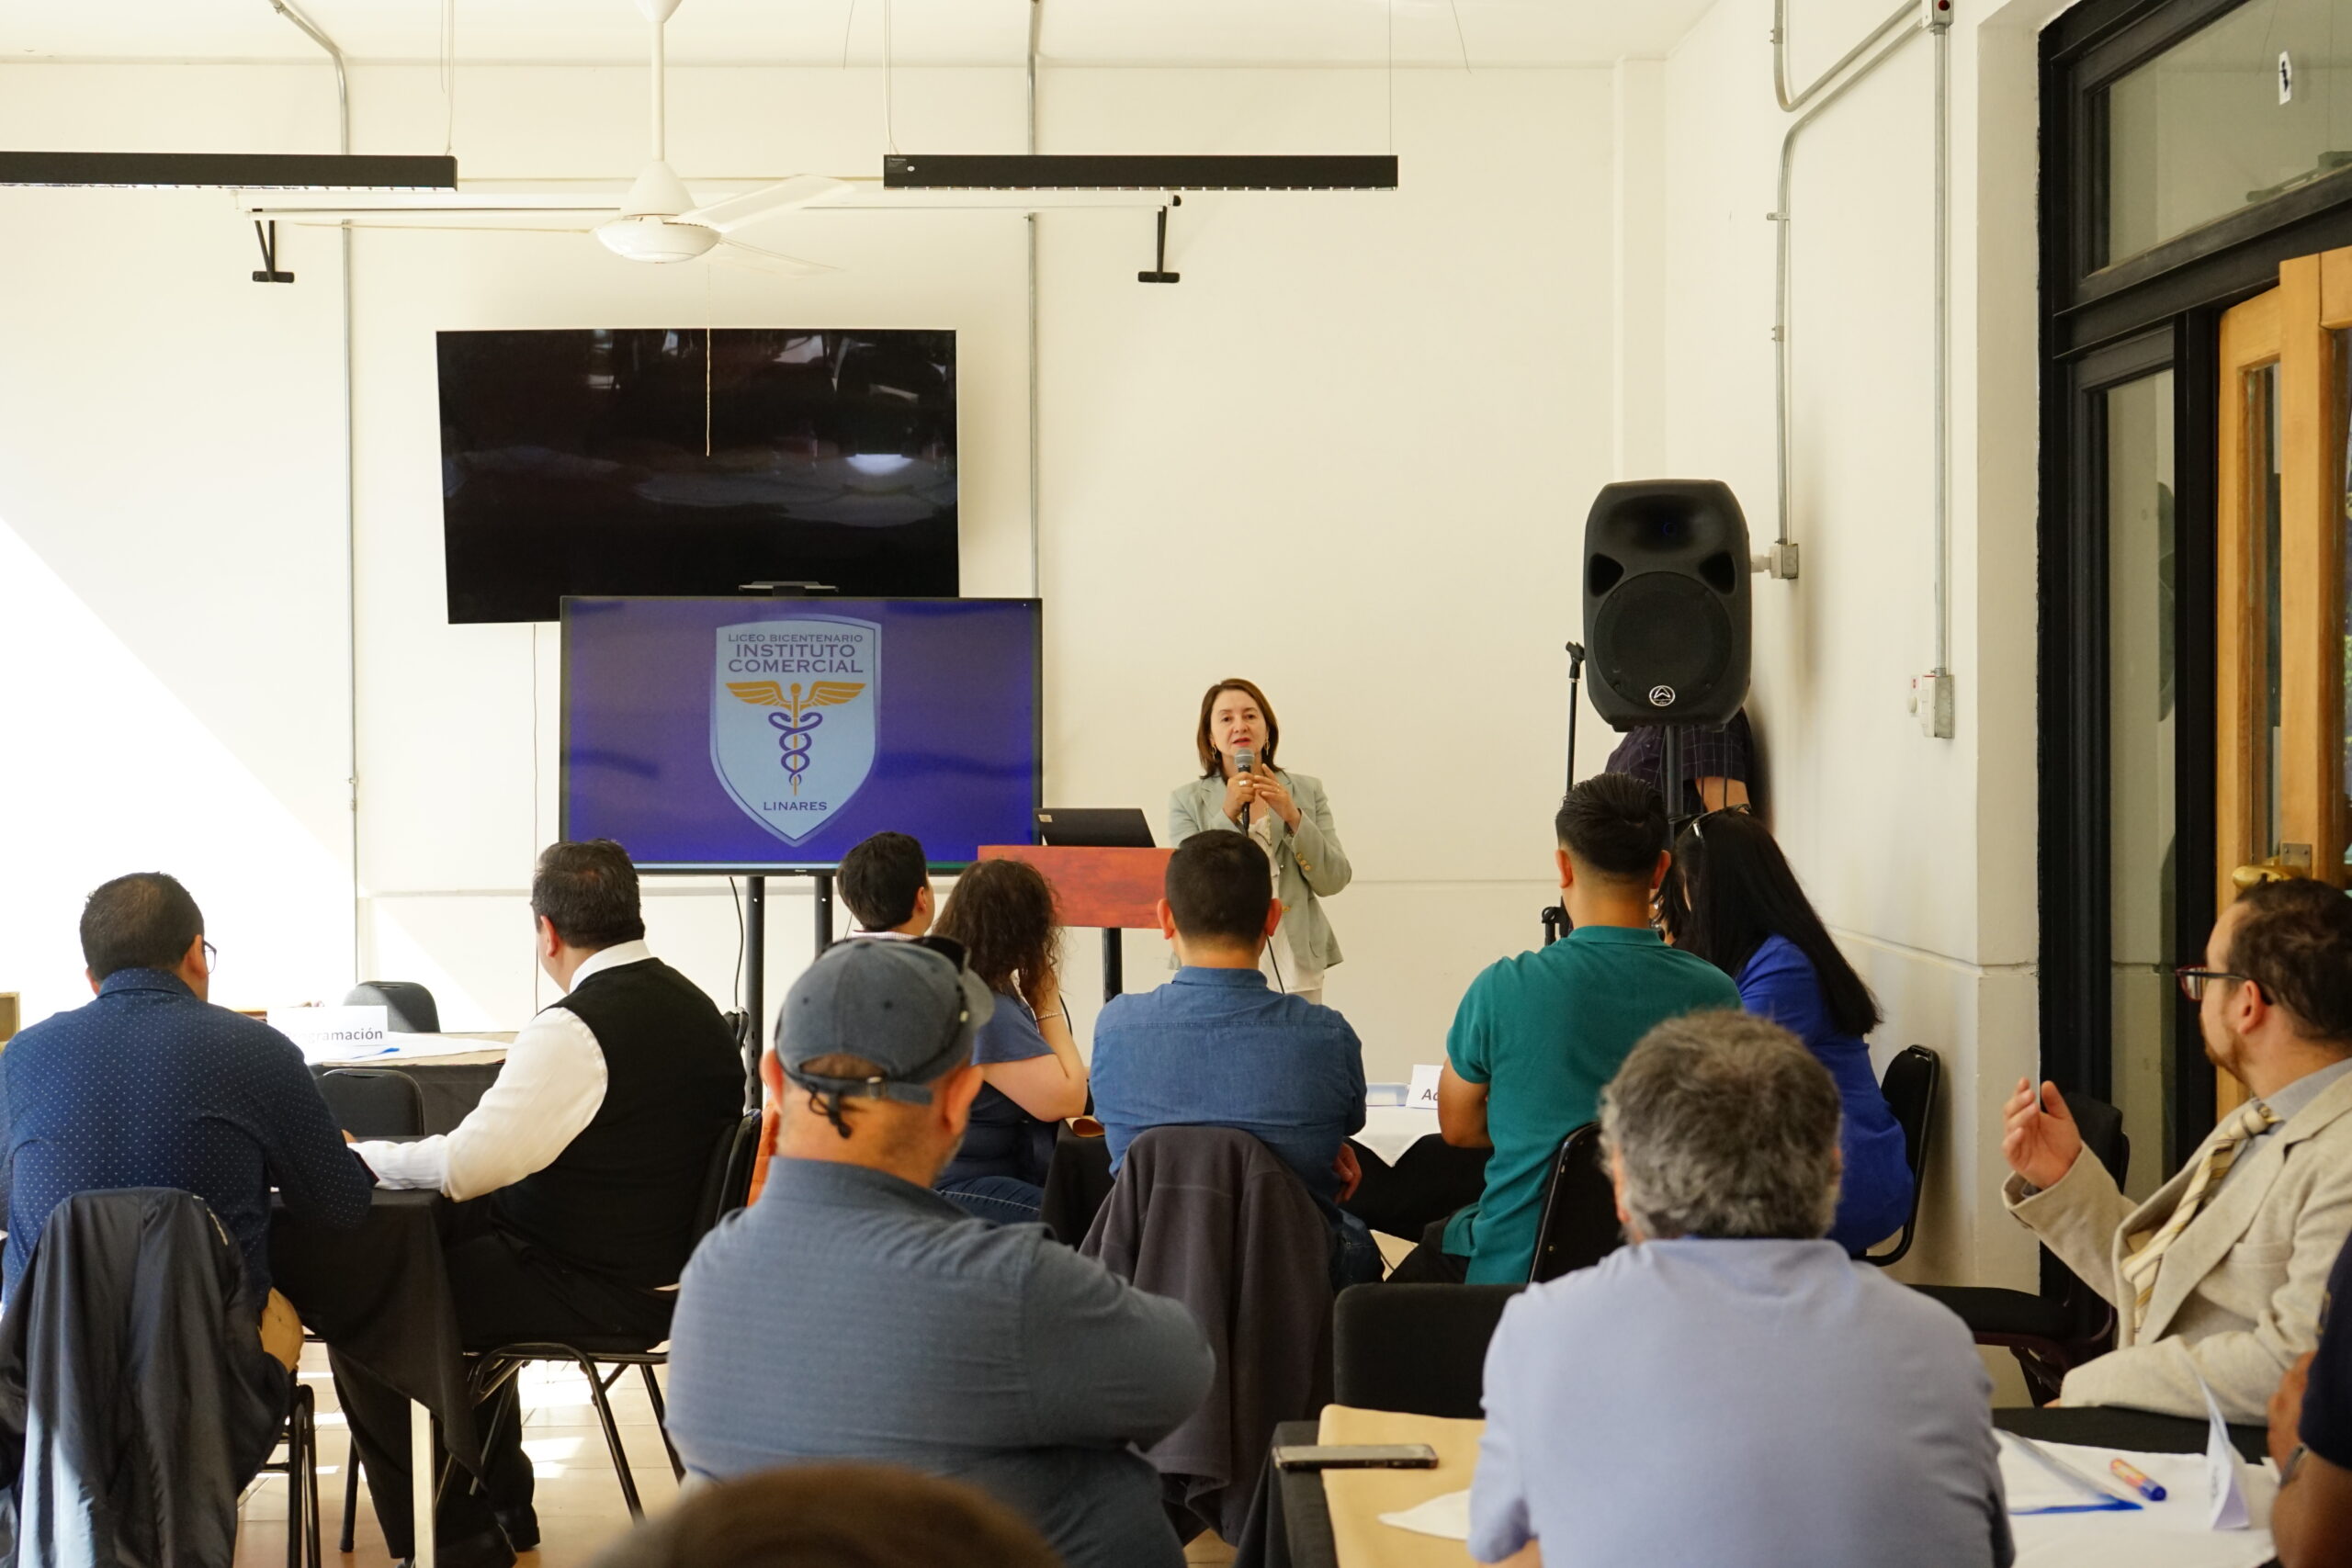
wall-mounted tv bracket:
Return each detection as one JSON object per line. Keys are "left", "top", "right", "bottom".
{"left": 251, "top": 220, "right": 295, "bottom": 284}
{"left": 1139, "top": 196, "right": 1182, "bottom": 284}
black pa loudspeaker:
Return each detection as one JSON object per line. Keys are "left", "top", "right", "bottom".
{"left": 1582, "top": 480, "right": 1751, "bottom": 728}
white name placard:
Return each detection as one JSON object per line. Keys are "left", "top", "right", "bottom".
{"left": 1408, "top": 1063, "right": 1443, "bottom": 1110}
{"left": 270, "top": 1005, "right": 390, "bottom": 1064}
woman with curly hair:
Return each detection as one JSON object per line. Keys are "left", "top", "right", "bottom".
{"left": 928, "top": 858, "right": 1088, "bottom": 1224}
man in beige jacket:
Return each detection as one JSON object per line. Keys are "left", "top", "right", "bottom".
{"left": 2002, "top": 877, "right": 2352, "bottom": 1421}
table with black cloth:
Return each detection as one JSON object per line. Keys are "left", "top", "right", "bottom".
{"left": 272, "top": 1187, "right": 480, "bottom": 1566}
{"left": 310, "top": 1051, "right": 506, "bottom": 1135}
{"left": 1994, "top": 1404, "right": 2270, "bottom": 1463}
{"left": 1237, "top": 1407, "right": 2276, "bottom": 1568}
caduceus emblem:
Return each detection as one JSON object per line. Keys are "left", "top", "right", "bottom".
{"left": 726, "top": 680, "right": 869, "bottom": 795}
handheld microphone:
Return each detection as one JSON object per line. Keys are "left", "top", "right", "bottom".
{"left": 1235, "top": 748, "right": 1255, "bottom": 829}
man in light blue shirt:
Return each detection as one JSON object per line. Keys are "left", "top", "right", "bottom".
{"left": 1470, "top": 1011, "right": 2010, "bottom": 1568}
{"left": 667, "top": 938, "right": 1214, "bottom": 1568}
{"left": 1091, "top": 831, "right": 1374, "bottom": 1281}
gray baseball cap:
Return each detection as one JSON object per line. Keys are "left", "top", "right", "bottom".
{"left": 775, "top": 935, "right": 995, "bottom": 1108}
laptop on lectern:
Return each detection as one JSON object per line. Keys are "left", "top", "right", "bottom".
{"left": 1035, "top": 808, "right": 1156, "bottom": 849}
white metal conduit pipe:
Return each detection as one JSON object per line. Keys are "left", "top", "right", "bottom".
{"left": 1027, "top": 0, "right": 1044, "bottom": 599}
{"left": 1768, "top": 0, "right": 1955, "bottom": 692}
{"left": 265, "top": 0, "right": 365, "bottom": 968}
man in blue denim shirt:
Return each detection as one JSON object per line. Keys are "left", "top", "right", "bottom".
{"left": 1091, "top": 833, "right": 1376, "bottom": 1281}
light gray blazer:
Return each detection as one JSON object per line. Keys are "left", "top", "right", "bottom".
{"left": 2003, "top": 1067, "right": 2352, "bottom": 1421}
{"left": 1167, "top": 769, "right": 1351, "bottom": 972}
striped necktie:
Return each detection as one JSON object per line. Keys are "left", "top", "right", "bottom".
{"left": 2120, "top": 1099, "right": 2280, "bottom": 1333}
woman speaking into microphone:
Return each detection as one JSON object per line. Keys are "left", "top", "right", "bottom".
{"left": 1168, "top": 678, "right": 1352, "bottom": 1003}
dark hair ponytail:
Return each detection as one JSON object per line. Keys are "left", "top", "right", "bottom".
{"left": 1661, "top": 813, "right": 1881, "bottom": 1038}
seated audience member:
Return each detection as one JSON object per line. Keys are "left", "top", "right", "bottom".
{"left": 2267, "top": 1229, "right": 2352, "bottom": 1568}
{"left": 926, "top": 858, "right": 1087, "bottom": 1224}
{"left": 0, "top": 873, "right": 370, "bottom": 1356}
{"left": 666, "top": 938, "right": 1214, "bottom": 1568}
{"left": 2003, "top": 876, "right": 2352, "bottom": 1421}
{"left": 1394, "top": 773, "right": 1739, "bottom": 1284}
{"left": 341, "top": 840, "right": 744, "bottom": 1568}
{"left": 1659, "top": 807, "right": 1912, "bottom": 1254}
{"left": 1470, "top": 1012, "right": 2010, "bottom": 1568}
{"left": 1092, "top": 830, "right": 1376, "bottom": 1282}
{"left": 586, "top": 1463, "right": 1059, "bottom": 1568}
{"left": 1604, "top": 705, "right": 1757, "bottom": 818}
{"left": 840, "top": 830, "right": 935, "bottom": 938}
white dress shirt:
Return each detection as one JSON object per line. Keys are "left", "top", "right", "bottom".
{"left": 353, "top": 941, "right": 650, "bottom": 1200}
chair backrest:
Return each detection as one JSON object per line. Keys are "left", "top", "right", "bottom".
{"left": 317, "top": 1068, "right": 426, "bottom": 1137}
{"left": 1527, "top": 1122, "right": 1622, "bottom": 1284}
{"left": 693, "top": 1112, "right": 763, "bottom": 1239}
{"left": 2067, "top": 1093, "right": 2130, "bottom": 1187}
{"left": 2045, "top": 1091, "right": 2130, "bottom": 1339}
{"left": 1865, "top": 1044, "right": 1940, "bottom": 1267}
{"left": 1332, "top": 1283, "right": 1523, "bottom": 1418}
{"left": 343, "top": 981, "right": 440, "bottom": 1035}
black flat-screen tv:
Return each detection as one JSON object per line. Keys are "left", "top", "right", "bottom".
{"left": 436, "top": 327, "right": 956, "bottom": 623}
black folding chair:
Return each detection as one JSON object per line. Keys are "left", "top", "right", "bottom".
{"left": 342, "top": 981, "right": 441, "bottom": 1035}
{"left": 1864, "top": 1045, "right": 1939, "bottom": 1266}
{"left": 1332, "top": 1284, "right": 1522, "bottom": 1418}
{"left": 1527, "top": 1122, "right": 1622, "bottom": 1284}
{"left": 1913, "top": 1092, "right": 2129, "bottom": 1404}
{"left": 465, "top": 1112, "right": 763, "bottom": 1517}
{"left": 316, "top": 1068, "right": 426, "bottom": 1139}
{"left": 257, "top": 1374, "right": 324, "bottom": 1568}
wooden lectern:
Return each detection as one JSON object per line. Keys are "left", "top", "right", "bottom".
{"left": 977, "top": 845, "right": 1174, "bottom": 1003}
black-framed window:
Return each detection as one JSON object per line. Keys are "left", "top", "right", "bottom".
{"left": 2041, "top": 0, "right": 2352, "bottom": 1175}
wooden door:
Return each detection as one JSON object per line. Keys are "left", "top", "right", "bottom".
{"left": 2212, "top": 251, "right": 2352, "bottom": 1112}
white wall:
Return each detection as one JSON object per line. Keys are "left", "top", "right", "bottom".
{"left": 2, "top": 10, "right": 2093, "bottom": 1292}
{"left": 1656, "top": 0, "right": 2067, "bottom": 1287}
{"left": 0, "top": 58, "right": 1619, "bottom": 1087}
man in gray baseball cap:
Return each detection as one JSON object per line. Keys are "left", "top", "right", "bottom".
{"left": 664, "top": 936, "right": 1213, "bottom": 1568}
{"left": 771, "top": 934, "right": 996, "bottom": 1136}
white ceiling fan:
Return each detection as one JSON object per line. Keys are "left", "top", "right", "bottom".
{"left": 240, "top": 0, "right": 852, "bottom": 276}
{"left": 238, "top": 0, "right": 1173, "bottom": 273}
{"left": 581, "top": 0, "right": 842, "bottom": 269}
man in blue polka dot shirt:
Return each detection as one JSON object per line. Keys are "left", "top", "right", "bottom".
{"left": 0, "top": 874, "right": 373, "bottom": 1316}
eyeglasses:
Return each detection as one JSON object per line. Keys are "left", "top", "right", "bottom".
{"left": 2175, "top": 965, "right": 2251, "bottom": 1003}
{"left": 202, "top": 940, "right": 220, "bottom": 974}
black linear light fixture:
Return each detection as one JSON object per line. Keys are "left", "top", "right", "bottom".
{"left": 0, "top": 152, "right": 459, "bottom": 191}
{"left": 883, "top": 153, "right": 1397, "bottom": 191}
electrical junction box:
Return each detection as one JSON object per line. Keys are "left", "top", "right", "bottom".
{"left": 1908, "top": 673, "right": 1956, "bottom": 739}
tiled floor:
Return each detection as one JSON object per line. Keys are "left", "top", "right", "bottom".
{"left": 232, "top": 1344, "right": 684, "bottom": 1568}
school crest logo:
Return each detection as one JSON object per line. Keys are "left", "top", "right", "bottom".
{"left": 711, "top": 617, "right": 879, "bottom": 845}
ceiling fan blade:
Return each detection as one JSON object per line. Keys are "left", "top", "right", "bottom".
{"left": 682, "top": 175, "right": 852, "bottom": 231}
{"left": 243, "top": 204, "right": 617, "bottom": 224}
{"left": 295, "top": 220, "right": 599, "bottom": 234}
{"left": 715, "top": 239, "right": 839, "bottom": 277}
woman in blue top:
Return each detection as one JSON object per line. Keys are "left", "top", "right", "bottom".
{"left": 1660, "top": 809, "right": 1913, "bottom": 1255}
{"left": 928, "top": 858, "right": 1089, "bottom": 1224}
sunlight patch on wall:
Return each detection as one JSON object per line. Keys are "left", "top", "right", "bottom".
{"left": 0, "top": 513, "right": 351, "bottom": 1026}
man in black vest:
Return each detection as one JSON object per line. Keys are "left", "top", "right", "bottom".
{"left": 339, "top": 840, "right": 743, "bottom": 1568}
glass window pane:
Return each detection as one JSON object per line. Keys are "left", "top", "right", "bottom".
{"left": 2105, "top": 0, "right": 2352, "bottom": 265}
{"left": 2108, "top": 370, "right": 2177, "bottom": 1199}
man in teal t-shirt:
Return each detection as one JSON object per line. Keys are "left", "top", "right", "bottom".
{"left": 1393, "top": 773, "right": 1740, "bottom": 1285}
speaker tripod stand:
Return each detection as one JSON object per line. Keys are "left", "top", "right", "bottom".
{"left": 1541, "top": 642, "right": 1588, "bottom": 947}
{"left": 1541, "top": 644, "right": 1693, "bottom": 949}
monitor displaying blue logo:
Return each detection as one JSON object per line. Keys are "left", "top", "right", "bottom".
{"left": 563, "top": 597, "right": 1038, "bottom": 870}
